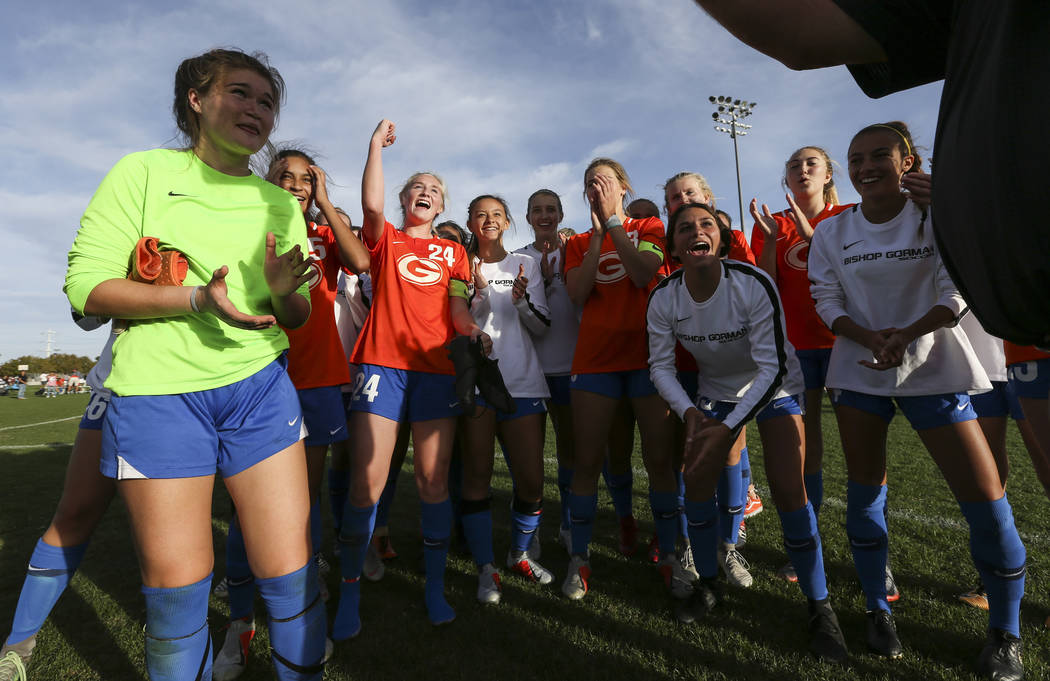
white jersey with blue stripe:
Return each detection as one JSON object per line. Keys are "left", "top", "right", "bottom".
{"left": 647, "top": 261, "right": 804, "bottom": 432}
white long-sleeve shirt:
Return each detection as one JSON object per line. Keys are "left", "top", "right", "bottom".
{"left": 470, "top": 252, "right": 550, "bottom": 399}
{"left": 647, "top": 262, "right": 804, "bottom": 432}
{"left": 808, "top": 202, "right": 990, "bottom": 396}
{"left": 514, "top": 243, "right": 580, "bottom": 376}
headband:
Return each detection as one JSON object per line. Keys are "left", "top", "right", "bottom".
{"left": 870, "top": 124, "right": 913, "bottom": 158}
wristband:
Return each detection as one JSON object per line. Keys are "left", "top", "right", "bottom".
{"left": 605, "top": 214, "right": 623, "bottom": 230}
{"left": 189, "top": 286, "right": 202, "bottom": 313}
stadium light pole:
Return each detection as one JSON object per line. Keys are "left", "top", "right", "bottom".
{"left": 709, "top": 96, "right": 756, "bottom": 230}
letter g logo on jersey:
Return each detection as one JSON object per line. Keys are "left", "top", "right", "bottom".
{"left": 396, "top": 254, "right": 444, "bottom": 286}
{"left": 784, "top": 241, "right": 809, "bottom": 271}
{"left": 595, "top": 252, "right": 627, "bottom": 283}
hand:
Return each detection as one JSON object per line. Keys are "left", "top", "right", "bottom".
{"left": 785, "top": 194, "right": 815, "bottom": 242}
{"left": 859, "top": 328, "right": 907, "bottom": 370}
{"left": 511, "top": 264, "right": 528, "bottom": 301}
{"left": 539, "top": 239, "right": 556, "bottom": 285}
{"left": 901, "top": 171, "right": 932, "bottom": 207}
{"left": 371, "top": 119, "right": 396, "bottom": 149}
{"left": 196, "top": 266, "right": 277, "bottom": 330}
{"left": 264, "top": 232, "right": 313, "bottom": 297}
{"left": 265, "top": 157, "right": 288, "bottom": 187}
{"left": 472, "top": 257, "right": 488, "bottom": 290}
{"left": 587, "top": 174, "right": 623, "bottom": 224}
{"left": 682, "top": 408, "right": 733, "bottom": 476}
{"left": 309, "top": 165, "right": 331, "bottom": 208}
{"left": 471, "top": 327, "right": 493, "bottom": 356}
{"left": 749, "top": 198, "right": 778, "bottom": 238}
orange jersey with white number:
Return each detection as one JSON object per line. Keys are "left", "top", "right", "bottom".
{"left": 283, "top": 222, "right": 353, "bottom": 389}
{"left": 350, "top": 222, "right": 469, "bottom": 374}
{"left": 749, "top": 203, "right": 853, "bottom": 350}
{"left": 1004, "top": 341, "right": 1050, "bottom": 366}
{"left": 565, "top": 216, "right": 665, "bottom": 374}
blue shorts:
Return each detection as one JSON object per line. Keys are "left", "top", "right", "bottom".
{"left": 570, "top": 369, "right": 657, "bottom": 400}
{"left": 101, "top": 358, "right": 303, "bottom": 480}
{"left": 829, "top": 389, "right": 977, "bottom": 431}
{"left": 79, "top": 390, "right": 111, "bottom": 431}
{"left": 699, "top": 394, "right": 804, "bottom": 427}
{"left": 474, "top": 396, "right": 548, "bottom": 422}
{"left": 1008, "top": 358, "right": 1050, "bottom": 400}
{"left": 969, "top": 382, "right": 1023, "bottom": 420}
{"left": 348, "top": 364, "right": 461, "bottom": 422}
{"left": 677, "top": 371, "right": 699, "bottom": 403}
{"left": 299, "top": 385, "right": 348, "bottom": 446}
{"left": 796, "top": 348, "right": 832, "bottom": 392}
{"left": 545, "top": 375, "right": 572, "bottom": 407}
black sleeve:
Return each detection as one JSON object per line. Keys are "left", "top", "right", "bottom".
{"left": 832, "top": 0, "right": 953, "bottom": 97}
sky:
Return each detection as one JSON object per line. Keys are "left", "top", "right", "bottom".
{"left": 0, "top": 0, "right": 943, "bottom": 362}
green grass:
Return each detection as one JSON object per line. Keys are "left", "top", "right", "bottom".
{"left": 1, "top": 393, "right": 1048, "bottom": 680}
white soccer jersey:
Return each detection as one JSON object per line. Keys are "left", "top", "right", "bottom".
{"left": 808, "top": 201, "right": 990, "bottom": 396}
{"left": 647, "top": 262, "right": 804, "bottom": 432}
{"left": 470, "top": 252, "right": 551, "bottom": 399}
{"left": 514, "top": 243, "right": 580, "bottom": 376}
{"left": 959, "top": 312, "right": 1007, "bottom": 383}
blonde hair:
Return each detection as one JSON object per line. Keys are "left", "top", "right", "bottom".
{"left": 662, "top": 171, "right": 716, "bottom": 214}
{"left": 398, "top": 171, "right": 448, "bottom": 220}
{"left": 584, "top": 158, "right": 634, "bottom": 210}
{"left": 784, "top": 146, "right": 840, "bottom": 205}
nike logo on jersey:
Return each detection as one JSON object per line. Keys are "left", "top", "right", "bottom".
{"left": 676, "top": 316, "right": 691, "bottom": 323}
{"left": 956, "top": 401, "right": 969, "bottom": 411}
{"left": 168, "top": 191, "right": 195, "bottom": 197}
{"left": 329, "top": 425, "right": 344, "bottom": 435}
{"left": 288, "top": 416, "right": 300, "bottom": 427}
{"left": 843, "top": 239, "right": 864, "bottom": 250}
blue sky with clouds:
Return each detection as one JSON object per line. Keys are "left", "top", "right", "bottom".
{"left": 0, "top": 0, "right": 943, "bottom": 361}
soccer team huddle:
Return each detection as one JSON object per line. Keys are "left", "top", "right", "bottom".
{"left": 1, "top": 46, "right": 1047, "bottom": 681}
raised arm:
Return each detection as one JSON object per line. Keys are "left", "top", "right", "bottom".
{"left": 512, "top": 259, "right": 551, "bottom": 336}
{"left": 362, "top": 120, "right": 396, "bottom": 244}
{"left": 310, "top": 165, "right": 370, "bottom": 274}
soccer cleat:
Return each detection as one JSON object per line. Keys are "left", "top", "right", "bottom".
{"left": 737, "top": 520, "right": 748, "bottom": 549}
{"left": 562, "top": 555, "right": 591, "bottom": 600}
{"left": 315, "top": 553, "right": 331, "bottom": 576}
{"left": 213, "top": 617, "right": 256, "bottom": 681}
{"left": 744, "top": 488, "right": 764, "bottom": 518}
{"left": 866, "top": 609, "right": 903, "bottom": 659}
{"left": 674, "top": 577, "right": 719, "bottom": 624}
{"left": 477, "top": 563, "right": 502, "bottom": 604}
{"left": 808, "top": 599, "right": 848, "bottom": 664}
{"left": 0, "top": 637, "right": 34, "bottom": 681}
{"left": 527, "top": 531, "right": 542, "bottom": 561}
{"left": 646, "top": 535, "right": 660, "bottom": 564}
{"left": 657, "top": 554, "right": 695, "bottom": 600}
{"left": 977, "top": 628, "right": 1023, "bottom": 681}
{"left": 362, "top": 541, "right": 385, "bottom": 582}
{"left": 507, "top": 550, "right": 554, "bottom": 585}
{"left": 213, "top": 575, "right": 230, "bottom": 599}
{"left": 719, "top": 543, "right": 753, "bottom": 588}
{"left": 618, "top": 515, "right": 639, "bottom": 556}
{"left": 885, "top": 565, "right": 900, "bottom": 602}
{"left": 558, "top": 526, "right": 573, "bottom": 555}
{"left": 373, "top": 533, "right": 398, "bottom": 560}
{"left": 958, "top": 581, "right": 989, "bottom": 611}
{"left": 678, "top": 542, "right": 700, "bottom": 583}
{"left": 777, "top": 561, "right": 799, "bottom": 583}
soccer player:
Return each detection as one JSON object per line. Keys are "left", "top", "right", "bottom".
{"left": 63, "top": 48, "right": 326, "bottom": 681}
{"left": 561, "top": 158, "right": 681, "bottom": 601}
{"left": 807, "top": 121, "right": 1025, "bottom": 678}
{"left": 332, "top": 119, "right": 491, "bottom": 637}
{"left": 648, "top": 201, "right": 848, "bottom": 662}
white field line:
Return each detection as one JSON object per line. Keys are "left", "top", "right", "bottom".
{"left": 0, "top": 442, "right": 73, "bottom": 449}
{"left": 0, "top": 416, "right": 80, "bottom": 431}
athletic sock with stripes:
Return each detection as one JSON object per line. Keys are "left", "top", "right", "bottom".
{"left": 846, "top": 480, "right": 889, "bottom": 612}
{"left": 421, "top": 499, "right": 455, "bottom": 624}
{"left": 675, "top": 471, "right": 688, "bottom": 540}
{"left": 142, "top": 574, "right": 212, "bottom": 681}
{"left": 511, "top": 497, "right": 542, "bottom": 554}
{"left": 649, "top": 490, "right": 679, "bottom": 557}
{"left": 685, "top": 499, "right": 719, "bottom": 578}
{"left": 602, "top": 461, "right": 634, "bottom": 519}
{"left": 567, "top": 492, "right": 598, "bottom": 557}
{"left": 779, "top": 503, "right": 828, "bottom": 601}
{"left": 257, "top": 562, "right": 327, "bottom": 681}
{"left": 333, "top": 503, "right": 376, "bottom": 640}
{"left": 717, "top": 460, "right": 744, "bottom": 545}
{"left": 738, "top": 446, "right": 752, "bottom": 510}
{"left": 960, "top": 496, "right": 1026, "bottom": 637}
{"left": 6, "top": 539, "right": 88, "bottom": 646}
{"left": 460, "top": 497, "right": 494, "bottom": 567}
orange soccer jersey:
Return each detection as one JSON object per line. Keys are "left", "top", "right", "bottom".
{"left": 749, "top": 203, "right": 853, "bottom": 351}
{"left": 350, "top": 222, "right": 469, "bottom": 374}
{"left": 565, "top": 216, "right": 665, "bottom": 374}
{"left": 1004, "top": 341, "right": 1050, "bottom": 367}
{"left": 282, "top": 222, "right": 353, "bottom": 389}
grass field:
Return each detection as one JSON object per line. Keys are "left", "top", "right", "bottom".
{"left": 1, "top": 393, "right": 1048, "bottom": 680}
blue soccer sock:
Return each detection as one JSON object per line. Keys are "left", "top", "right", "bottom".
{"left": 804, "top": 471, "right": 824, "bottom": 518}
{"left": 257, "top": 562, "right": 327, "bottom": 681}
{"left": 142, "top": 573, "right": 212, "bottom": 681}
{"left": 960, "top": 496, "right": 1026, "bottom": 637}
{"left": 421, "top": 499, "right": 455, "bottom": 625}
{"left": 460, "top": 497, "right": 494, "bottom": 567}
{"left": 602, "top": 461, "right": 634, "bottom": 519}
{"left": 333, "top": 503, "right": 376, "bottom": 640}
{"left": 225, "top": 517, "right": 255, "bottom": 621}
{"left": 676, "top": 471, "right": 688, "bottom": 540}
{"left": 557, "top": 468, "right": 574, "bottom": 530}
{"left": 309, "top": 501, "right": 322, "bottom": 558}
{"left": 779, "top": 503, "right": 828, "bottom": 601}
{"left": 739, "top": 446, "right": 751, "bottom": 503}
{"left": 6, "top": 539, "right": 88, "bottom": 645}
{"left": 327, "top": 468, "right": 350, "bottom": 535}
{"left": 511, "top": 497, "right": 542, "bottom": 554}
{"left": 567, "top": 492, "right": 598, "bottom": 558}
{"left": 718, "top": 461, "right": 744, "bottom": 545}
{"left": 375, "top": 468, "right": 400, "bottom": 530}
{"left": 685, "top": 499, "right": 719, "bottom": 578}
{"left": 846, "top": 481, "right": 889, "bottom": 612}
{"left": 649, "top": 490, "right": 679, "bottom": 558}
